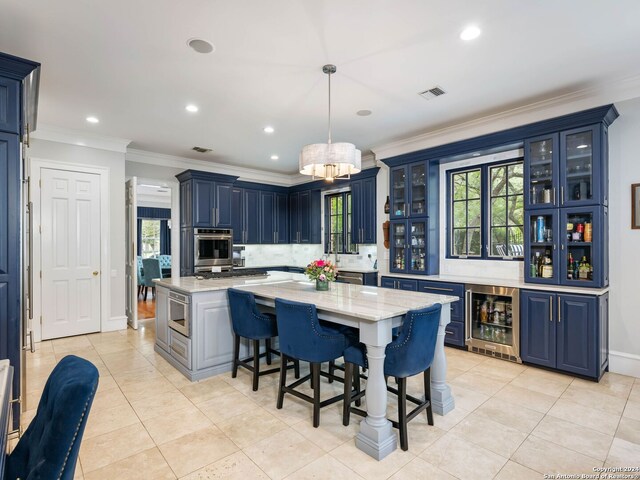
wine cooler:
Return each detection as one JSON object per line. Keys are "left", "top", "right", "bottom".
{"left": 465, "top": 285, "right": 521, "bottom": 362}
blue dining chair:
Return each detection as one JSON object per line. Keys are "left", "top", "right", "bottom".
{"left": 142, "top": 258, "right": 162, "bottom": 300}
{"left": 227, "top": 288, "right": 298, "bottom": 391}
{"left": 137, "top": 256, "right": 145, "bottom": 297}
{"left": 274, "top": 298, "right": 356, "bottom": 428}
{"left": 158, "top": 254, "right": 171, "bottom": 272}
{"left": 343, "top": 303, "right": 442, "bottom": 451}
{"left": 4, "top": 355, "right": 99, "bottom": 480}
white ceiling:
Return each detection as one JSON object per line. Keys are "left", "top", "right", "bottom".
{"left": 2, "top": 1, "right": 640, "bottom": 173}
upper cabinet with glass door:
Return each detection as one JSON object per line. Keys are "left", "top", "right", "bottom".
{"left": 390, "top": 161, "right": 429, "bottom": 219}
{"left": 560, "top": 125, "right": 603, "bottom": 207}
{"left": 524, "top": 133, "right": 559, "bottom": 209}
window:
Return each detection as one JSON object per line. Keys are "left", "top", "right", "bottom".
{"left": 325, "top": 192, "right": 357, "bottom": 254}
{"left": 448, "top": 160, "right": 524, "bottom": 260}
{"left": 141, "top": 219, "right": 161, "bottom": 258}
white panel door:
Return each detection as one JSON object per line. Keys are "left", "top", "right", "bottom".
{"left": 41, "top": 168, "right": 101, "bottom": 339}
{"left": 125, "top": 177, "right": 138, "bottom": 329}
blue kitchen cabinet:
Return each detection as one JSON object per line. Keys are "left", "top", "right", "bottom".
{"left": 260, "top": 191, "right": 275, "bottom": 244}
{"left": 275, "top": 193, "right": 288, "bottom": 244}
{"left": 380, "top": 277, "right": 396, "bottom": 289}
{"left": 419, "top": 280, "right": 465, "bottom": 347}
{"left": 351, "top": 176, "right": 377, "bottom": 245}
{"left": 214, "top": 182, "right": 234, "bottom": 228}
{"left": 290, "top": 189, "right": 321, "bottom": 244}
{"left": 524, "top": 133, "right": 559, "bottom": 210}
{"left": 389, "top": 219, "right": 428, "bottom": 275}
{"left": 176, "top": 171, "right": 239, "bottom": 228}
{"left": 231, "top": 187, "right": 243, "bottom": 244}
{"left": 521, "top": 289, "right": 606, "bottom": 379}
{"left": 289, "top": 192, "right": 299, "bottom": 243}
{"left": 0, "top": 77, "right": 20, "bottom": 134}
{"left": 244, "top": 189, "right": 260, "bottom": 244}
{"left": 379, "top": 276, "right": 417, "bottom": 291}
{"left": 560, "top": 124, "right": 604, "bottom": 207}
{"left": 180, "top": 180, "right": 192, "bottom": 228}
{"left": 390, "top": 166, "right": 408, "bottom": 219}
{"left": 298, "top": 191, "right": 311, "bottom": 243}
{"left": 193, "top": 179, "right": 214, "bottom": 227}
{"left": 524, "top": 209, "right": 560, "bottom": 285}
{"left": 520, "top": 290, "right": 556, "bottom": 369}
{"left": 389, "top": 161, "right": 428, "bottom": 220}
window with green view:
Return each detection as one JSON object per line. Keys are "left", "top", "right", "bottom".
{"left": 325, "top": 192, "right": 356, "bottom": 254}
{"left": 489, "top": 162, "right": 524, "bottom": 258}
{"left": 451, "top": 169, "right": 482, "bottom": 257}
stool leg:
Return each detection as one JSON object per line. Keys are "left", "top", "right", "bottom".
{"left": 294, "top": 359, "right": 300, "bottom": 379}
{"left": 424, "top": 368, "right": 434, "bottom": 426}
{"left": 277, "top": 354, "right": 287, "bottom": 409}
{"left": 343, "top": 362, "right": 353, "bottom": 426}
{"left": 232, "top": 334, "right": 240, "bottom": 378}
{"left": 252, "top": 339, "right": 260, "bottom": 391}
{"left": 398, "top": 377, "right": 408, "bottom": 451}
{"left": 328, "top": 360, "right": 335, "bottom": 383}
{"left": 266, "top": 338, "right": 272, "bottom": 365}
{"left": 312, "top": 362, "right": 321, "bottom": 428}
{"left": 354, "top": 366, "right": 362, "bottom": 407}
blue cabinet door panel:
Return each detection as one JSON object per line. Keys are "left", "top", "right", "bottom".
{"left": 557, "top": 294, "right": 597, "bottom": 377}
{"left": 260, "top": 192, "right": 275, "bottom": 244}
{"left": 398, "top": 279, "right": 418, "bottom": 291}
{"left": 180, "top": 180, "right": 192, "bottom": 227}
{"left": 0, "top": 78, "right": 20, "bottom": 134}
{"left": 350, "top": 180, "right": 362, "bottom": 245}
{"left": 380, "top": 277, "right": 396, "bottom": 289}
{"left": 444, "top": 320, "right": 465, "bottom": 347}
{"left": 193, "top": 180, "right": 214, "bottom": 226}
{"left": 244, "top": 190, "right": 260, "bottom": 244}
{"left": 231, "top": 188, "right": 243, "bottom": 243}
{"left": 418, "top": 281, "right": 464, "bottom": 321}
{"left": 215, "top": 183, "right": 233, "bottom": 228}
{"left": 524, "top": 133, "right": 559, "bottom": 210}
{"left": 275, "top": 193, "right": 289, "bottom": 244}
{"left": 559, "top": 124, "right": 602, "bottom": 207}
{"left": 289, "top": 192, "right": 299, "bottom": 243}
{"left": 520, "top": 290, "right": 556, "bottom": 368}
{"left": 362, "top": 177, "right": 377, "bottom": 243}
{"left": 310, "top": 189, "right": 321, "bottom": 244}
{"left": 299, "top": 191, "right": 311, "bottom": 243}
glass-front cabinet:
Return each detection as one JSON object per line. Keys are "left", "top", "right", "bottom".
{"left": 560, "top": 125, "right": 602, "bottom": 207}
{"left": 390, "top": 220, "right": 428, "bottom": 274}
{"left": 390, "top": 221, "right": 407, "bottom": 272}
{"left": 390, "top": 167, "right": 407, "bottom": 219}
{"left": 390, "top": 161, "right": 428, "bottom": 219}
{"left": 524, "top": 210, "right": 559, "bottom": 284}
{"left": 524, "top": 133, "right": 559, "bottom": 209}
{"left": 409, "top": 163, "right": 427, "bottom": 216}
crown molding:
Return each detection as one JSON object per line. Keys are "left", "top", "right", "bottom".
{"left": 31, "top": 123, "right": 131, "bottom": 153}
{"left": 126, "top": 148, "right": 294, "bottom": 186}
{"left": 372, "top": 73, "right": 640, "bottom": 160}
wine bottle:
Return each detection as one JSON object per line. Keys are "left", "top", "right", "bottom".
{"left": 530, "top": 255, "right": 538, "bottom": 278}
{"left": 567, "top": 252, "right": 574, "bottom": 280}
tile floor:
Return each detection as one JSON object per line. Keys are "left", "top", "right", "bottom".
{"left": 18, "top": 319, "right": 640, "bottom": 479}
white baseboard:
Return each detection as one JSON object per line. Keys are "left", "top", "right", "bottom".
{"left": 609, "top": 350, "right": 640, "bottom": 379}
{"left": 103, "top": 315, "right": 128, "bottom": 332}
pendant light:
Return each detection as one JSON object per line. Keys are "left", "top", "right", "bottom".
{"left": 299, "top": 64, "right": 361, "bottom": 182}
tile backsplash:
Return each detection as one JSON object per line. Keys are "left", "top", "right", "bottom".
{"left": 241, "top": 244, "right": 378, "bottom": 270}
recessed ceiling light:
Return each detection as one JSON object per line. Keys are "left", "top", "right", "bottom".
{"left": 263, "top": 126, "right": 275, "bottom": 134}
{"left": 185, "top": 104, "right": 199, "bottom": 113}
{"left": 576, "top": 144, "right": 589, "bottom": 149}
{"left": 460, "top": 25, "right": 481, "bottom": 41}
{"left": 270, "top": 155, "right": 279, "bottom": 160}
{"left": 356, "top": 109, "right": 372, "bottom": 116}
{"left": 86, "top": 116, "right": 99, "bottom": 124}
{"left": 187, "top": 38, "right": 215, "bottom": 54}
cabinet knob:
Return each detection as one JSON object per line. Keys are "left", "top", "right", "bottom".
{"left": 92, "top": 271, "right": 99, "bottom": 276}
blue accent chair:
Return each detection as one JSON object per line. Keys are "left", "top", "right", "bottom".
{"left": 142, "top": 258, "right": 162, "bottom": 300}
{"left": 158, "top": 254, "right": 171, "bottom": 271}
{"left": 4, "top": 355, "right": 99, "bottom": 480}
{"left": 227, "top": 288, "right": 299, "bottom": 391}
{"left": 137, "top": 256, "right": 145, "bottom": 297}
{"left": 343, "top": 303, "right": 442, "bottom": 450}
{"left": 274, "top": 298, "right": 355, "bottom": 428}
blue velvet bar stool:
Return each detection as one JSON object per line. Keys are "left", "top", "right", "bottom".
{"left": 343, "top": 303, "right": 442, "bottom": 451}
{"left": 274, "top": 298, "right": 355, "bottom": 428}
{"left": 227, "top": 288, "right": 298, "bottom": 391}
{"left": 5, "top": 355, "right": 99, "bottom": 480}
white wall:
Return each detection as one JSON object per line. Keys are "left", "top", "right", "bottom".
{"left": 28, "top": 138, "right": 127, "bottom": 328}
{"left": 607, "top": 97, "right": 640, "bottom": 376}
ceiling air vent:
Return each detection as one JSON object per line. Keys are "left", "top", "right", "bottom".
{"left": 192, "top": 146, "right": 212, "bottom": 153}
{"left": 419, "top": 86, "right": 446, "bottom": 100}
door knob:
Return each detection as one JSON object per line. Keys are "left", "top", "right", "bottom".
{"left": 92, "top": 271, "right": 99, "bottom": 276}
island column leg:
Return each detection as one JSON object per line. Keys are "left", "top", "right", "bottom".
{"left": 355, "top": 318, "right": 397, "bottom": 460}
{"left": 430, "top": 304, "right": 455, "bottom": 415}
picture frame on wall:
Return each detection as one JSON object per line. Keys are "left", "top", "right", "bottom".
{"left": 633, "top": 183, "right": 640, "bottom": 229}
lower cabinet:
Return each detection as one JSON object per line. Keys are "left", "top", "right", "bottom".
{"left": 194, "top": 295, "right": 235, "bottom": 370}
{"left": 155, "top": 286, "right": 169, "bottom": 352}
{"left": 521, "top": 290, "right": 606, "bottom": 379}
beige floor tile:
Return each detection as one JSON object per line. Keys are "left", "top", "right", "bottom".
{"left": 445, "top": 353, "right": 485, "bottom": 372}
{"left": 83, "top": 447, "right": 175, "bottom": 480}
{"left": 474, "top": 397, "right": 545, "bottom": 433}
{"left": 180, "top": 377, "right": 236, "bottom": 404}
{"left": 449, "top": 384, "right": 490, "bottom": 412}
{"left": 159, "top": 426, "right": 239, "bottom": 478}
{"left": 512, "top": 435, "right": 602, "bottom": 475}
{"left": 492, "top": 383, "right": 557, "bottom": 414}
{"left": 330, "top": 439, "right": 414, "bottom": 480}
{"left": 451, "top": 412, "right": 527, "bottom": 457}
{"left": 509, "top": 371, "right": 570, "bottom": 397}
{"left": 286, "top": 453, "right": 364, "bottom": 480}
{"left": 96, "top": 374, "right": 118, "bottom": 392}
{"left": 52, "top": 335, "right": 94, "bottom": 354}
{"left": 616, "top": 416, "right": 640, "bottom": 446}
{"left": 101, "top": 350, "right": 153, "bottom": 374}
{"left": 571, "top": 375, "right": 633, "bottom": 399}
{"left": 388, "top": 456, "right": 456, "bottom": 480}
{"left": 130, "top": 389, "right": 193, "bottom": 421}
{"left": 291, "top": 405, "right": 359, "bottom": 452}
{"left": 606, "top": 437, "right": 640, "bottom": 465}
{"left": 431, "top": 405, "right": 471, "bottom": 431}
{"left": 244, "top": 428, "right": 324, "bottom": 480}
{"left": 494, "top": 460, "right": 541, "bottom": 480}
{"left": 450, "top": 370, "right": 508, "bottom": 396}
{"left": 445, "top": 365, "right": 467, "bottom": 380}
{"left": 468, "top": 357, "right": 527, "bottom": 381}
{"left": 180, "top": 451, "right": 268, "bottom": 480}
{"left": 112, "top": 365, "right": 165, "bottom": 385}
{"left": 419, "top": 432, "right": 507, "bottom": 480}
{"left": 83, "top": 403, "right": 140, "bottom": 439}
{"left": 80, "top": 423, "right": 154, "bottom": 473}
{"left": 623, "top": 399, "right": 640, "bottom": 422}
{"left": 548, "top": 398, "right": 621, "bottom": 436}
{"left": 142, "top": 406, "right": 213, "bottom": 445}
{"left": 218, "top": 407, "right": 289, "bottom": 449}
{"left": 532, "top": 415, "right": 614, "bottom": 461}
{"left": 91, "top": 386, "right": 129, "bottom": 411}
{"left": 561, "top": 383, "right": 628, "bottom": 416}
{"left": 120, "top": 376, "right": 178, "bottom": 402}
{"left": 629, "top": 383, "right": 640, "bottom": 402}
{"left": 164, "top": 371, "right": 194, "bottom": 388}
{"left": 197, "top": 391, "right": 258, "bottom": 424}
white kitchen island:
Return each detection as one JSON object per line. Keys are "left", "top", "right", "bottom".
{"left": 154, "top": 273, "right": 458, "bottom": 461}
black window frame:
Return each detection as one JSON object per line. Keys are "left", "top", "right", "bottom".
{"left": 447, "top": 158, "right": 524, "bottom": 261}
{"left": 324, "top": 191, "right": 358, "bottom": 254}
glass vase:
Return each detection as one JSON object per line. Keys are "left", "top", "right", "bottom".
{"left": 315, "top": 279, "right": 329, "bottom": 291}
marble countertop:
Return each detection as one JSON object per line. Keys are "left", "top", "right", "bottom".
{"left": 382, "top": 272, "right": 610, "bottom": 295}
{"left": 154, "top": 272, "right": 306, "bottom": 294}
{"left": 237, "top": 281, "right": 457, "bottom": 322}
{"left": 238, "top": 265, "right": 378, "bottom": 274}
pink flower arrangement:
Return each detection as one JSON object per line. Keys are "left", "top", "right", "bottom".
{"left": 305, "top": 258, "right": 338, "bottom": 282}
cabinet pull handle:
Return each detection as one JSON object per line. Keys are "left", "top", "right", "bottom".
{"left": 560, "top": 186, "right": 564, "bottom": 205}
{"left": 549, "top": 296, "right": 553, "bottom": 322}
{"left": 445, "top": 330, "right": 454, "bottom": 335}
{"left": 558, "top": 297, "right": 561, "bottom": 323}
{"left": 423, "top": 286, "right": 454, "bottom": 292}
{"left": 552, "top": 187, "right": 556, "bottom": 205}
